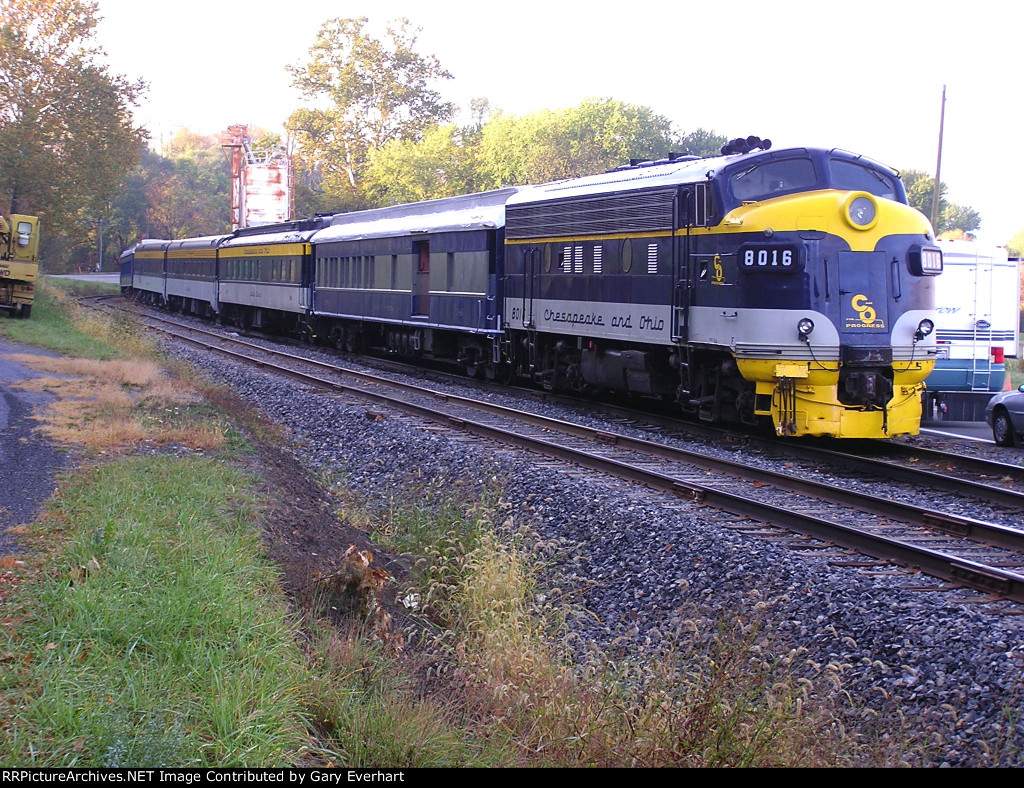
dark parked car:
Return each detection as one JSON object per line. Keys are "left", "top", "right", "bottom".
{"left": 985, "top": 385, "right": 1024, "bottom": 446}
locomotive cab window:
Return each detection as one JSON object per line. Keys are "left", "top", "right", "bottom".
{"left": 829, "top": 159, "right": 898, "bottom": 201}
{"left": 729, "top": 158, "right": 817, "bottom": 202}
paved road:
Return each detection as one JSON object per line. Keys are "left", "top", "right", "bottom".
{"left": 920, "top": 419, "right": 996, "bottom": 444}
{"left": 47, "top": 273, "right": 120, "bottom": 285}
{"left": 0, "top": 338, "right": 68, "bottom": 554}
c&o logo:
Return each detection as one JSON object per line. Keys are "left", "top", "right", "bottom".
{"left": 847, "top": 294, "right": 885, "bottom": 329}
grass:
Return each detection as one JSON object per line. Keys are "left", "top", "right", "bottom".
{"left": 1, "top": 458, "right": 310, "bottom": 766}
{"left": 0, "top": 279, "right": 140, "bottom": 360}
{"left": 9, "top": 354, "right": 229, "bottom": 454}
{"left": 0, "top": 280, "right": 507, "bottom": 767}
{"left": 0, "top": 280, "right": 315, "bottom": 766}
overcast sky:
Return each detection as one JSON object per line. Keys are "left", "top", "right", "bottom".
{"left": 91, "top": 0, "right": 1021, "bottom": 245}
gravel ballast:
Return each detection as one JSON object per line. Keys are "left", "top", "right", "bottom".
{"left": 170, "top": 336, "right": 1024, "bottom": 767}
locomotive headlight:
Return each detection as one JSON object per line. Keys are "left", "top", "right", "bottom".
{"left": 797, "top": 317, "right": 815, "bottom": 341}
{"left": 914, "top": 318, "right": 935, "bottom": 342}
{"left": 844, "top": 193, "right": 878, "bottom": 230}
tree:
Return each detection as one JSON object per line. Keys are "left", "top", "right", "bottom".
{"left": 361, "top": 98, "right": 727, "bottom": 205}
{"left": 363, "top": 124, "right": 480, "bottom": 205}
{"left": 475, "top": 99, "right": 717, "bottom": 188}
{"left": 83, "top": 131, "right": 233, "bottom": 271}
{"left": 941, "top": 204, "right": 982, "bottom": 237}
{"left": 677, "top": 128, "right": 729, "bottom": 158}
{"left": 901, "top": 169, "right": 981, "bottom": 235}
{"left": 0, "top": 0, "right": 146, "bottom": 266}
{"left": 286, "top": 17, "right": 455, "bottom": 213}
{"left": 1007, "top": 229, "right": 1024, "bottom": 258}
{"left": 142, "top": 131, "right": 231, "bottom": 240}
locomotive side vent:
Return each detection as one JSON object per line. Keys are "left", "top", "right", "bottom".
{"left": 507, "top": 189, "right": 676, "bottom": 239}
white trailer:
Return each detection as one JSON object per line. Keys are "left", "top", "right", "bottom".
{"left": 928, "top": 239, "right": 1020, "bottom": 393}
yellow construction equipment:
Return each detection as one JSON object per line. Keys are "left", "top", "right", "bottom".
{"left": 0, "top": 212, "right": 39, "bottom": 319}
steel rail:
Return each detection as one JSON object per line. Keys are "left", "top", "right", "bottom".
{"left": 137, "top": 313, "right": 1024, "bottom": 548}
{"left": 111, "top": 296, "right": 1024, "bottom": 505}
{"left": 139, "top": 316, "right": 1024, "bottom": 603}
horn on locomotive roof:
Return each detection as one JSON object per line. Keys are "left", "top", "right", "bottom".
{"left": 720, "top": 136, "right": 772, "bottom": 156}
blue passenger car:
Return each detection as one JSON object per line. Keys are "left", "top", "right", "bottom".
{"left": 119, "top": 245, "right": 135, "bottom": 295}
{"left": 309, "top": 189, "right": 518, "bottom": 373}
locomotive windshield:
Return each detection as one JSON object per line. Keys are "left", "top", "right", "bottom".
{"left": 729, "top": 158, "right": 817, "bottom": 202}
{"left": 829, "top": 159, "right": 898, "bottom": 200}
{"left": 720, "top": 149, "right": 906, "bottom": 211}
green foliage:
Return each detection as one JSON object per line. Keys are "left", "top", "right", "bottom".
{"left": 249, "top": 131, "right": 284, "bottom": 161}
{"left": 363, "top": 125, "right": 482, "bottom": 205}
{"left": 476, "top": 98, "right": 683, "bottom": 187}
{"left": 0, "top": 0, "right": 147, "bottom": 266}
{"left": 287, "top": 17, "right": 455, "bottom": 214}
{"left": 362, "top": 97, "right": 726, "bottom": 204}
{"left": 942, "top": 204, "right": 982, "bottom": 236}
{"left": 0, "top": 278, "right": 124, "bottom": 357}
{"left": 142, "top": 131, "right": 231, "bottom": 240}
{"left": 308, "top": 628, "right": 508, "bottom": 767}
{"left": 90, "top": 131, "right": 232, "bottom": 269}
{"left": 901, "top": 169, "right": 981, "bottom": 235}
{"left": 1007, "top": 228, "right": 1024, "bottom": 257}
{"left": 678, "top": 127, "right": 730, "bottom": 158}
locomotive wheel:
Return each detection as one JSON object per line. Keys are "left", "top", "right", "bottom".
{"left": 484, "top": 362, "right": 502, "bottom": 382}
{"left": 993, "top": 410, "right": 1016, "bottom": 447}
{"left": 463, "top": 348, "right": 481, "bottom": 378}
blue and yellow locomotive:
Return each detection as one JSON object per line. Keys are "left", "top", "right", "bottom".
{"left": 503, "top": 141, "right": 942, "bottom": 437}
{"left": 120, "top": 139, "right": 942, "bottom": 439}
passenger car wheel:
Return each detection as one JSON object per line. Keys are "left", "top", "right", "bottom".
{"left": 993, "top": 410, "right": 1016, "bottom": 447}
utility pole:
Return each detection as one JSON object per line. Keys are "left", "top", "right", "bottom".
{"left": 98, "top": 217, "right": 103, "bottom": 272}
{"left": 930, "top": 85, "right": 946, "bottom": 233}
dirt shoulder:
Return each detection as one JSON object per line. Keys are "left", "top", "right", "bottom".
{"left": 236, "top": 423, "right": 413, "bottom": 618}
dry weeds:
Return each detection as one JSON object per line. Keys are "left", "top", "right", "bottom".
{"left": 7, "top": 354, "right": 225, "bottom": 453}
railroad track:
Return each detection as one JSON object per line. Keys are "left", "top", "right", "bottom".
{"left": 103, "top": 300, "right": 1024, "bottom": 604}
{"left": 101, "top": 296, "right": 1024, "bottom": 498}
